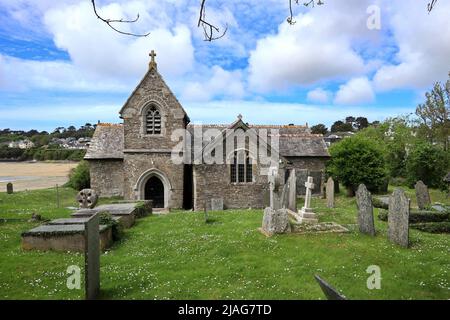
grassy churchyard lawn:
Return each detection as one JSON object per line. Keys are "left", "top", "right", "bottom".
{"left": 0, "top": 187, "right": 449, "bottom": 300}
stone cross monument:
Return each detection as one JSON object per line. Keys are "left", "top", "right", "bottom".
{"left": 303, "top": 177, "right": 315, "bottom": 211}
{"left": 292, "top": 176, "right": 318, "bottom": 224}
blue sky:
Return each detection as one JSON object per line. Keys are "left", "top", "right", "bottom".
{"left": 0, "top": 0, "right": 449, "bottom": 131}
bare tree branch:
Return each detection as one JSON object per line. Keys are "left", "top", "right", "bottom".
{"left": 90, "top": 0, "right": 440, "bottom": 41}
{"left": 287, "top": 0, "right": 324, "bottom": 25}
{"left": 198, "top": 0, "right": 228, "bottom": 41}
{"left": 428, "top": 0, "right": 438, "bottom": 12}
{"left": 91, "top": 0, "right": 150, "bottom": 37}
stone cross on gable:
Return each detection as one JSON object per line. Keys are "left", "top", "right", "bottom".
{"left": 303, "top": 176, "right": 315, "bottom": 210}
{"left": 149, "top": 50, "right": 157, "bottom": 69}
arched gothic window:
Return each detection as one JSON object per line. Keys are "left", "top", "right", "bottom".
{"left": 146, "top": 106, "right": 161, "bottom": 134}
{"left": 230, "top": 150, "right": 253, "bottom": 183}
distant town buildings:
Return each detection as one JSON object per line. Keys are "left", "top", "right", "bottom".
{"left": 50, "top": 137, "right": 91, "bottom": 150}
{"left": 323, "top": 132, "right": 355, "bottom": 146}
{"left": 8, "top": 139, "right": 35, "bottom": 149}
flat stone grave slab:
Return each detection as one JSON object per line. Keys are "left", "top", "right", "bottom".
{"left": 49, "top": 217, "right": 121, "bottom": 225}
{"left": 22, "top": 224, "right": 112, "bottom": 252}
{"left": 71, "top": 203, "right": 139, "bottom": 228}
{"left": 290, "top": 222, "right": 350, "bottom": 234}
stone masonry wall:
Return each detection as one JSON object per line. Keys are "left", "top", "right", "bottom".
{"left": 193, "top": 163, "right": 270, "bottom": 211}
{"left": 123, "top": 153, "right": 184, "bottom": 208}
{"left": 285, "top": 156, "right": 328, "bottom": 195}
{"left": 121, "top": 70, "right": 187, "bottom": 151}
{"left": 89, "top": 160, "right": 124, "bottom": 197}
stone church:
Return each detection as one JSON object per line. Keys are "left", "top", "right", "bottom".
{"left": 85, "top": 51, "right": 330, "bottom": 211}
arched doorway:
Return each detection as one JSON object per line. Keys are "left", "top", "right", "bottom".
{"left": 144, "top": 176, "right": 164, "bottom": 208}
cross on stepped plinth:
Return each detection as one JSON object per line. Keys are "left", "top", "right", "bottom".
{"left": 292, "top": 176, "right": 318, "bottom": 224}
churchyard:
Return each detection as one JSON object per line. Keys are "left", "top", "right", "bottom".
{"left": 0, "top": 185, "right": 449, "bottom": 300}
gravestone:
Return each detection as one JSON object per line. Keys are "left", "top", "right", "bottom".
{"left": 287, "top": 169, "right": 297, "bottom": 212}
{"left": 84, "top": 212, "right": 100, "bottom": 300}
{"left": 261, "top": 207, "right": 291, "bottom": 236}
{"left": 294, "top": 176, "right": 318, "bottom": 224}
{"left": 268, "top": 167, "right": 283, "bottom": 210}
{"left": 211, "top": 198, "right": 224, "bottom": 211}
{"left": 76, "top": 189, "right": 98, "bottom": 209}
{"left": 356, "top": 184, "right": 375, "bottom": 236}
{"left": 6, "top": 182, "right": 13, "bottom": 194}
{"left": 388, "top": 189, "right": 410, "bottom": 248}
{"left": 314, "top": 275, "right": 347, "bottom": 300}
{"left": 326, "top": 177, "right": 335, "bottom": 208}
{"left": 415, "top": 181, "right": 431, "bottom": 210}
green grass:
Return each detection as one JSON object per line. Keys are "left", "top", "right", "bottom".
{"left": 0, "top": 187, "right": 449, "bottom": 300}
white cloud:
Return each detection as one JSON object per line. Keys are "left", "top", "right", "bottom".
{"left": 306, "top": 88, "right": 332, "bottom": 104}
{"left": 0, "top": 54, "right": 128, "bottom": 92}
{"left": 180, "top": 66, "right": 245, "bottom": 102}
{"left": 373, "top": 1, "right": 450, "bottom": 91}
{"left": 334, "top": 77, "right": 375, "bottom": 105}
{"left": 43, "top": 1, "right": 195, "bottom": 80}
{"left": 247, "top": 0, "right": 374, "bottom": 93}
{"left": 184, "top": 100, "right": 411, "bottom": 127}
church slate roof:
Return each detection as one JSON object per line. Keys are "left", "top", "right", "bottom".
{"left": 84, "top": 124, "right": 124, "bottom": 160}
{"left": 85, "top": 122, "right": 329, "bottom": 160}
{"left": 186, "top": 123, "right": 330, "bottom": 158}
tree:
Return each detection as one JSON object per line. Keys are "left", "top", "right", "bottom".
{"left": 405, "top": 142, "right": 449, "bottom": 189}
{"left": 91, "top": 0, "right": 439, "bottom": 41}
{"left": 66, "top": 161, "right": 91, "bottom": 191}
{"left": 311, "top": 124, "right": 328, "bottom": 135}
{"left": 415, "top": 76, "right": 450, "bottom": 150}
{"left": 327, "top": 135, "right": 387, "bottom": 195}
{"left": 357, "top": 116, "right": 416, "bottom": 179}
{"left": 355, "top": 117, "right": 369, "bottom": 130}
{"left": 331, "top": 120, "right": 353, "bottom": 133}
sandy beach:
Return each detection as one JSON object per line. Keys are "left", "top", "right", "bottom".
{"left": 0, "top": 161, "right": 78, "bottom": 192}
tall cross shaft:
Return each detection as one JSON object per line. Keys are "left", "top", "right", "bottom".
{"left": 303, "top": 177, "right": 315, "bottom": 209}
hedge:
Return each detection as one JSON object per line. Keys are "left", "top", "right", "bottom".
{"left": 378, "top": 210, "right": 450, "bottom": 223}
{"left": 410, "top": 222, "right": 450, "bottom": 234}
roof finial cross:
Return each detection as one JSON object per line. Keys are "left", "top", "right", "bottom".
{"left": 149, "top": 50, "right": 157, "bottom": 69}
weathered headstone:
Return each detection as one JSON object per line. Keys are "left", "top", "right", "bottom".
{"left": 6, "top": 182, "right": 13, "bottom": 194}
{"left": 211, "top": 198, "right": 224, "bottom": 211}
{"left": 76, "top": 189, "right": 98, "bottom": 209}
{"left": 84, "top": 213, "right": 100, "bottom": 300}
{"left": 326, "top": 177, "right": 335, "bottom": 208}
{"left": 268, "top": 167, "right": 283, "bottom": 210}
{"left": 356, "top": 184, "right": 375, "bottom": 236}
{"left": 388, "top": 188, "right": 410, "bottom": 248}
{"left": 314, "top": 275, "right": 347, "bottom": 300}
{"left": 287, "top": 169, "right": 297, "bottom": 212}
{"left": 415, "top": 181, "right": 431, "bottom": 210}
{"left": 261, "top": 207, "right": 291, "bottom": 236}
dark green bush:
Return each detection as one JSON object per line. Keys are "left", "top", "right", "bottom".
{"left": 65, "top": 160, "right": 90, "bottom": 191}
{"left": 327, "top": 135, "right": 387, "bottom": 194}
{"left": 411, "top": 222, "right": 450, "bottom": 234}
{"left": 405, "top": 142, "right": 449, "bottom": 189}
{"left": 378, "top": 210, "right": 450, "bottom": 223}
